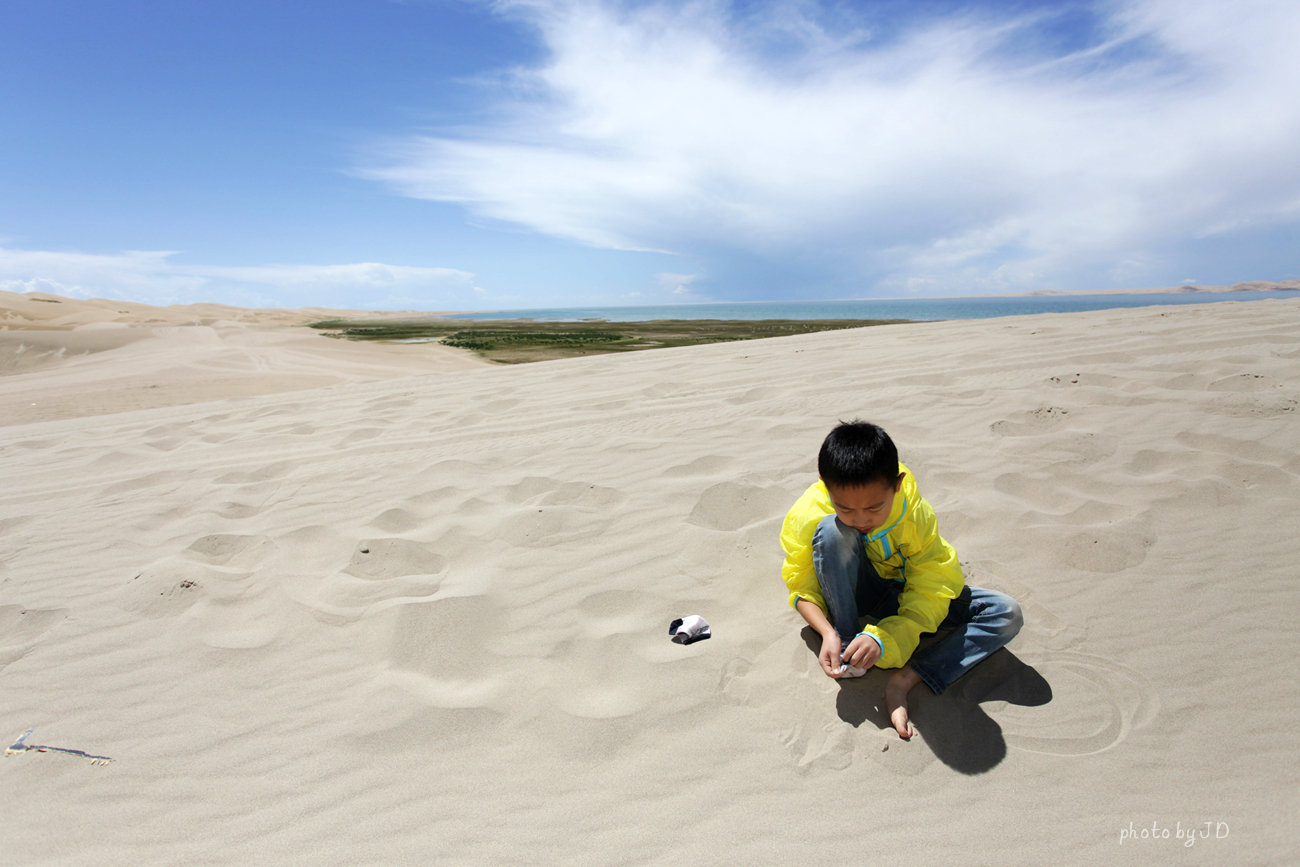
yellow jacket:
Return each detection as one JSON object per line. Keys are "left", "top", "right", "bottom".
{"left": 779, "top": 465, "right": 965, "bottom": 669}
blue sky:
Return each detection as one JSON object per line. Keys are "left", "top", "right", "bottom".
{"left": 2, "top": 0, "right": 1297, "bottom": 311}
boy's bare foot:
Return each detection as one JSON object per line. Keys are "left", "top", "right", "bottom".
{"left": 885, "top": 667, "right": 923, "bottom": 739}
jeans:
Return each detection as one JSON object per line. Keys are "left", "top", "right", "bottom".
{"left": 812, "top": 514, "right": 1022, "bottom": 695}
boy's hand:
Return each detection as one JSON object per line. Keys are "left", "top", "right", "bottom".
{"left": 842, "top": 633, "right": 882, "bottom": 670}
{"left": 818, "top": 631, "right": 844, "bottom": 678}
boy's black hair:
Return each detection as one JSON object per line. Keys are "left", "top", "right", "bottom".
{"left": 818, "top": 420, "right": 900, "bottom": 489}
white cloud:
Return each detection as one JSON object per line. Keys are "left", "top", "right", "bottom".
{"left": 0, "top": 277, "right": 94, "bottom": 298}
{"left": 364, "top": 0, "right": 1300, "bottom": 294}
{"left": 656, "top": 271, "right": 701, "bottom": 297}
{"left": 0, "top": 247, "right": 484, "bottom": 309}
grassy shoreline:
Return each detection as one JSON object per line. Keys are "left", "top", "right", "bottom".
{"left": 309, "top": 317, "right": 916, "bottom": 364}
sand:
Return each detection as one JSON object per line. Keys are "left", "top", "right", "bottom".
{"left": 1, "top": 295, "right": 1297, "bottom": 865}
{"left": 0, "top": 289, "right": 486, "bottom": 425}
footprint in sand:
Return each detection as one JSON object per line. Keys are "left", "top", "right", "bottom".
{"left": 0, "top": 606, "right": 68, "bottom": 670}
{"left": 334, "top": 428, "right": 384, "bottom": 448}
{"left": 246, "top": 404, "right": 302, "bottom": 420}
{"left": 1058, "top": 523, "right": 1155, "bottom": 573}
{"left": 1207, "top": 373, "right": 1282, "bottom": 392}
{"left": 0, "top": 515, "right": 35, "bottom": 536}
{"left": 116, "top": 561, "right": 229, "bottom": 619}
{"left": 291, "top": 538, "right": 448, "bottom": 619}
{"left": 344, "top": 538, "right": 446, "bottom": 580}
{"left": 1125, "top": 449, "right": 1196, "bottom": 477}
{"left": 407, "top": 486, "right": 464, "bottom": 508}
{"left": 537, "top": 482, "right": 626, "bottom": 509}
{"left": 576, "top": 589, "right": 667, "bottom": 638}
{"left": 663, "top": 455, "right": 736, "bottom": 478}
{"left": 1047, "top": 372, "right": 1130, "bottom": 390}
{"left": 143, "top": 423, "right": 193, "bottom": 451}
{"left": 378, "top": 595, "right": 506, "bottom": 709}
{"left": 143, "top": 422, "right": 189, "bottom": 438}
{"left": 546, "top": 633, "right": 657, "bottom": 722}
{"left": 366, "top": 398, "right": 414, "bottom": 412}
{"left": 115, "top": 534, "right": 278, "bottom": 623}
{"left": 994, "top": 472, "right": 1083, "bottom": 513}
{"left": 1205, "top": 395, "right": 1297, "bottom": 419}
{"left": 497, "top": 507, "right": 594, "bottom": 548}
{"left": 12, "top": 439, "right": 61, "bottom": 450}
{"left": 642, "top": 382, "right": 691, "bottom": 399}
{"left": 990, "top": 406, "right": 1071, "bottom": 437}
{"left": 727, "top": 386, "right": 782, "bottom": 405}
{"left": 417, "top": 459, "right": 487, "bottom": 481}
{"left": 214, "top": 460, "right": 294, "bottom": 485}
{"left": 492, "top": 477, "right": 628, "bottom": 548}
{"left": 776, "top": 717, "right": 860, "bottom": 773}
{"left": 369, "top": 508, "right": 423, "bottom": 533}
{"left": 258, "top": 423, "right": 316, "bottom": 436}
{"left": 1177, "top": 431, "right": 1300, "bottom": 471}
{"left": 504, "top": 477, "right": 626, "bottom": 509}
{"left": 187, "top": 534, "right": 277, "bottom": 569}
{"left": 209, "top": 501, "right": 262, "bottom": 520}
{"left": 687, "top": 482, "right": 792, "bottom": 531}
{"left": 98, "top": 470, "right": 188, "bottom": 498}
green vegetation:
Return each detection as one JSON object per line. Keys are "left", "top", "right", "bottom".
{"left": 440, "top": 329, "right": 626, "bottom": 351}
{"left": 308, "top": 317, "right": 913, "bottom": 364}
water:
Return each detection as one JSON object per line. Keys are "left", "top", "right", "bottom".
{"left": 446, "top": 291, "right": 1299, "bottom": 322}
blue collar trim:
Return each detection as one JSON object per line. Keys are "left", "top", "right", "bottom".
{"left": 866, "top": 494, "right": 907, "bottom": 560}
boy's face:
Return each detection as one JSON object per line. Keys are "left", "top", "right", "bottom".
{"left": 824, "top": 475, "right": 904, "bottom": 534}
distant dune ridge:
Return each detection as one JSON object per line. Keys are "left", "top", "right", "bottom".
{"left": 1024, "top": 278, "right": 1300, "bottom": 295}
{"left": 1, "top": 287, "right": 1298, "bottom": 863}
{"left": 0, "top": 288, "right": 486, "bottom": 425}
{"left": 0, "top": 287, "right": 428, "bottom": 330}
{"left": 4, "top": 280, "right": 1297, "bottom": 420}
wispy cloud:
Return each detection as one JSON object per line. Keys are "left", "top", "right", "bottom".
{"left": 656, "top": 271, "right": 701, "bottom": 297}
{"left": 0, "top": 247, "right": 484, "bottom": 309}
{"left": 363, "top": 0, "right": 1300, "bottom": 296}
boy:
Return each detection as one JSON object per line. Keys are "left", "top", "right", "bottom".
{"left": 780, "top": 420, "right": 1022, "bottom": 739}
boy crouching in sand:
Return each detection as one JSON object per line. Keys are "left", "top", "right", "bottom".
{"left": 780, "top": 420, "right": 1023, "bottom": 738}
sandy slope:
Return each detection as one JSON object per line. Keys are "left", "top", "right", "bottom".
{"left": 0, "top": 289, "right": 485, "bottom": 425}
{"left": 0, "top": 288, "right": 426, "bottom": 329}
{"left": 1, "top": 298, "right": 1297, "bottom": 865}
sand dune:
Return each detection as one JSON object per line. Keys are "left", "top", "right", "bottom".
{"left": 1, "top": 289, "right": 485, "bottom": 425}
{"left": 0, "top": 288, "right": 431, "bottom": 330}
{"left": 1, "top": 297, "right": 1296, "bottom": 864}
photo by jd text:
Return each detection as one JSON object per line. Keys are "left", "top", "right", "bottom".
{"left": 1119, "top": 821, "right": 1230, "bottom": 847}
